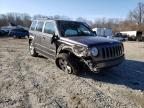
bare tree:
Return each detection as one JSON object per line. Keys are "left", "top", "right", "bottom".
{"left": 0, "top": 14, "right": 8, "bottom": 27}
{"left": 0, "top": 13, "right": 31, "bottom": 28}
{"left": 128, "top": 2, "right": 144, "bottom": 25}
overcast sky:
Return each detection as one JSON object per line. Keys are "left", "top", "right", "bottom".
{"left": 0, "top": 0, "right": 144, "bottom": 20}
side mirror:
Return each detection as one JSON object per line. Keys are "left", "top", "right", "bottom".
{"left": 51, "top": 33, "right": 59, "bottom": 44}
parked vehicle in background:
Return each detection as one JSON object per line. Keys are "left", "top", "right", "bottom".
{"left": 112, "top": 33, "right": 128, "bottom": 42}
{"left": 1, "top": 26, "right": 29, "bottom": 38}
{"left": 8, "top": 28, "right": 29, "bottom": 38}
{"left": 1, "top": 26, "right": 13, "bottom": 34}
{"left": 92, "top": 28, "right": 113, "bottom": 39}
{"left": 29, "top": 19, "right": 125, "bottom": 75}
{"left": 120, "top": 31, "right": 143, "bottom": 41}
{"left": 0, "top": 29, "right": 8, "bottom": 36}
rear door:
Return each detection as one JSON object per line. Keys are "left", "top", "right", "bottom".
{"left": 41, "top": 21, "right": 57, "bottom": 58}
{"left": 34, "top": 21, "right": 44, "bottom": 51}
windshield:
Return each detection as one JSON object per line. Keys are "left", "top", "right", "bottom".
{"left": 58, "top": 21, "right": 95, "bottom": 37}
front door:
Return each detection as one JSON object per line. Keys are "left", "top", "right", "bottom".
{"left": 41, "top": 21, "right": 57, "bottom": 58}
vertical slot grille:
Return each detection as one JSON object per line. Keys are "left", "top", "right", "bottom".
{"left": 101, "top": 44, "right": 123, "bottom": 59}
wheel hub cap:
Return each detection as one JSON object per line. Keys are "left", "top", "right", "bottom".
{"left": 59, "top": 59, "right": 72, "bottom": 74}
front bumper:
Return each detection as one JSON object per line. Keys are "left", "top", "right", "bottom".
{"left": 84, "top": 55, "right": 125, "bottom": 72}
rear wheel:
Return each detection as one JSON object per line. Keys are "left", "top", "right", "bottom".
{"left": 56, "top": 53, "right": 80, "bottom": 75}
{"left": 29, "top": 41, "right": 38, "bottom": 57}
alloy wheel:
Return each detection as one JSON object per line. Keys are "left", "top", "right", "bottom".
{"left": 58, "top": 58, "right": 72, "bottom": 74}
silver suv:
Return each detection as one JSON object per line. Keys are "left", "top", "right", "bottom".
{"left": 29, "top": 19, "right": 125, "bottom": 74}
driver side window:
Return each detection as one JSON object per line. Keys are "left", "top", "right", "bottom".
{"left": 78, "top": 25, "right": 91, "bottom": 35}
{"left": 65, "top": 29, "right": 78, "bottom": 36}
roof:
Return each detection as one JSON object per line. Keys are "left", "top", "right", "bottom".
{"left": 33, "top": 19, "right": 82, "bottom": 23}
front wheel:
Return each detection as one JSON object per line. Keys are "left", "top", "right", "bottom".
{"left": 56, "top": 53, "right": 80, "bottom": 75}
{"left": 29, "top": 42, "right": 38, "bottom": 57}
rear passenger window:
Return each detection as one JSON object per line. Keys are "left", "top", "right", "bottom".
{"left": 44, "top": 22, "right": 55, "bottom": 34}
{"left": 30, "top": 21, "right": 37, "bottom": 30}
{"left": 36, "top": 22, "right": 44, "bottom": 32}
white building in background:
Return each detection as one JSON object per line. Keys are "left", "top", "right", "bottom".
{"left": 92, "top": 28, "right": 113, "bottom": 38}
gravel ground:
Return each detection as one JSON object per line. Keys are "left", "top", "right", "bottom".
{"left": 0, "top": 37, "right": 144, "bottom": 108}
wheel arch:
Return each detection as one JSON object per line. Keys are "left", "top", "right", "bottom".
{"left": 57, "top": 44, "right": 74, "bottom": 55}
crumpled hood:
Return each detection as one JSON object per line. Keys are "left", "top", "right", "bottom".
{"left": 63, "top": 36, "right": 121, "bottom": 47}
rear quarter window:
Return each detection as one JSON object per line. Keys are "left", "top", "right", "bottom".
{"left": 30, "top": 21, "right": 37, "bottom": 31}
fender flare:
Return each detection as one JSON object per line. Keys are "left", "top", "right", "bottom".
{"left": 57, "top": 44, "right": 74, "bottom": 55}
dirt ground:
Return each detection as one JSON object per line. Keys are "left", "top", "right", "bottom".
{"left": 0, "top": 37, "right": 144, "bottom": 108}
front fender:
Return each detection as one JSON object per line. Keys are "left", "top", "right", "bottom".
{"left": 57, "top": 44, "right": 74, "bottom": 55}
{"left": 57, "top": 44, "right": 87, "bottom": 58}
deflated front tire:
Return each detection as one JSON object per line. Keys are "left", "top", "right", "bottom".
{"left": 56, "top": 53, "right": 80, "bottom": 75}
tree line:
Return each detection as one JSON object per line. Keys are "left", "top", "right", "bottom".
{"left": 0, "top": 13, "right": 31, "bottom": 27}
{"left": 0, "top": 2, "right": 144, "bottom": 33}
{"left": 91, "top": 2, "right": 144, "bottom": 33}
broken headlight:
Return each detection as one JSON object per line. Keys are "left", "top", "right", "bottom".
{"left": 73, "top": 45, "right": 88, "bottom": 57}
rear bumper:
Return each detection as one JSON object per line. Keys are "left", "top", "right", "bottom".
{"left": 85, "top": 55, "right": 125, "bottom": 72}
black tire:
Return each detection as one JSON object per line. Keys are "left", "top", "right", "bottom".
{"left": 29, "top": 41, "right": 38, "bottom": 57}
{"left": 56, "top": 53, "right": 80, "bottom": 75}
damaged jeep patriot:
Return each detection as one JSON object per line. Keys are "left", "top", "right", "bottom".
{"left": 29, "top": 19, "right": 124, "bottom": 74}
